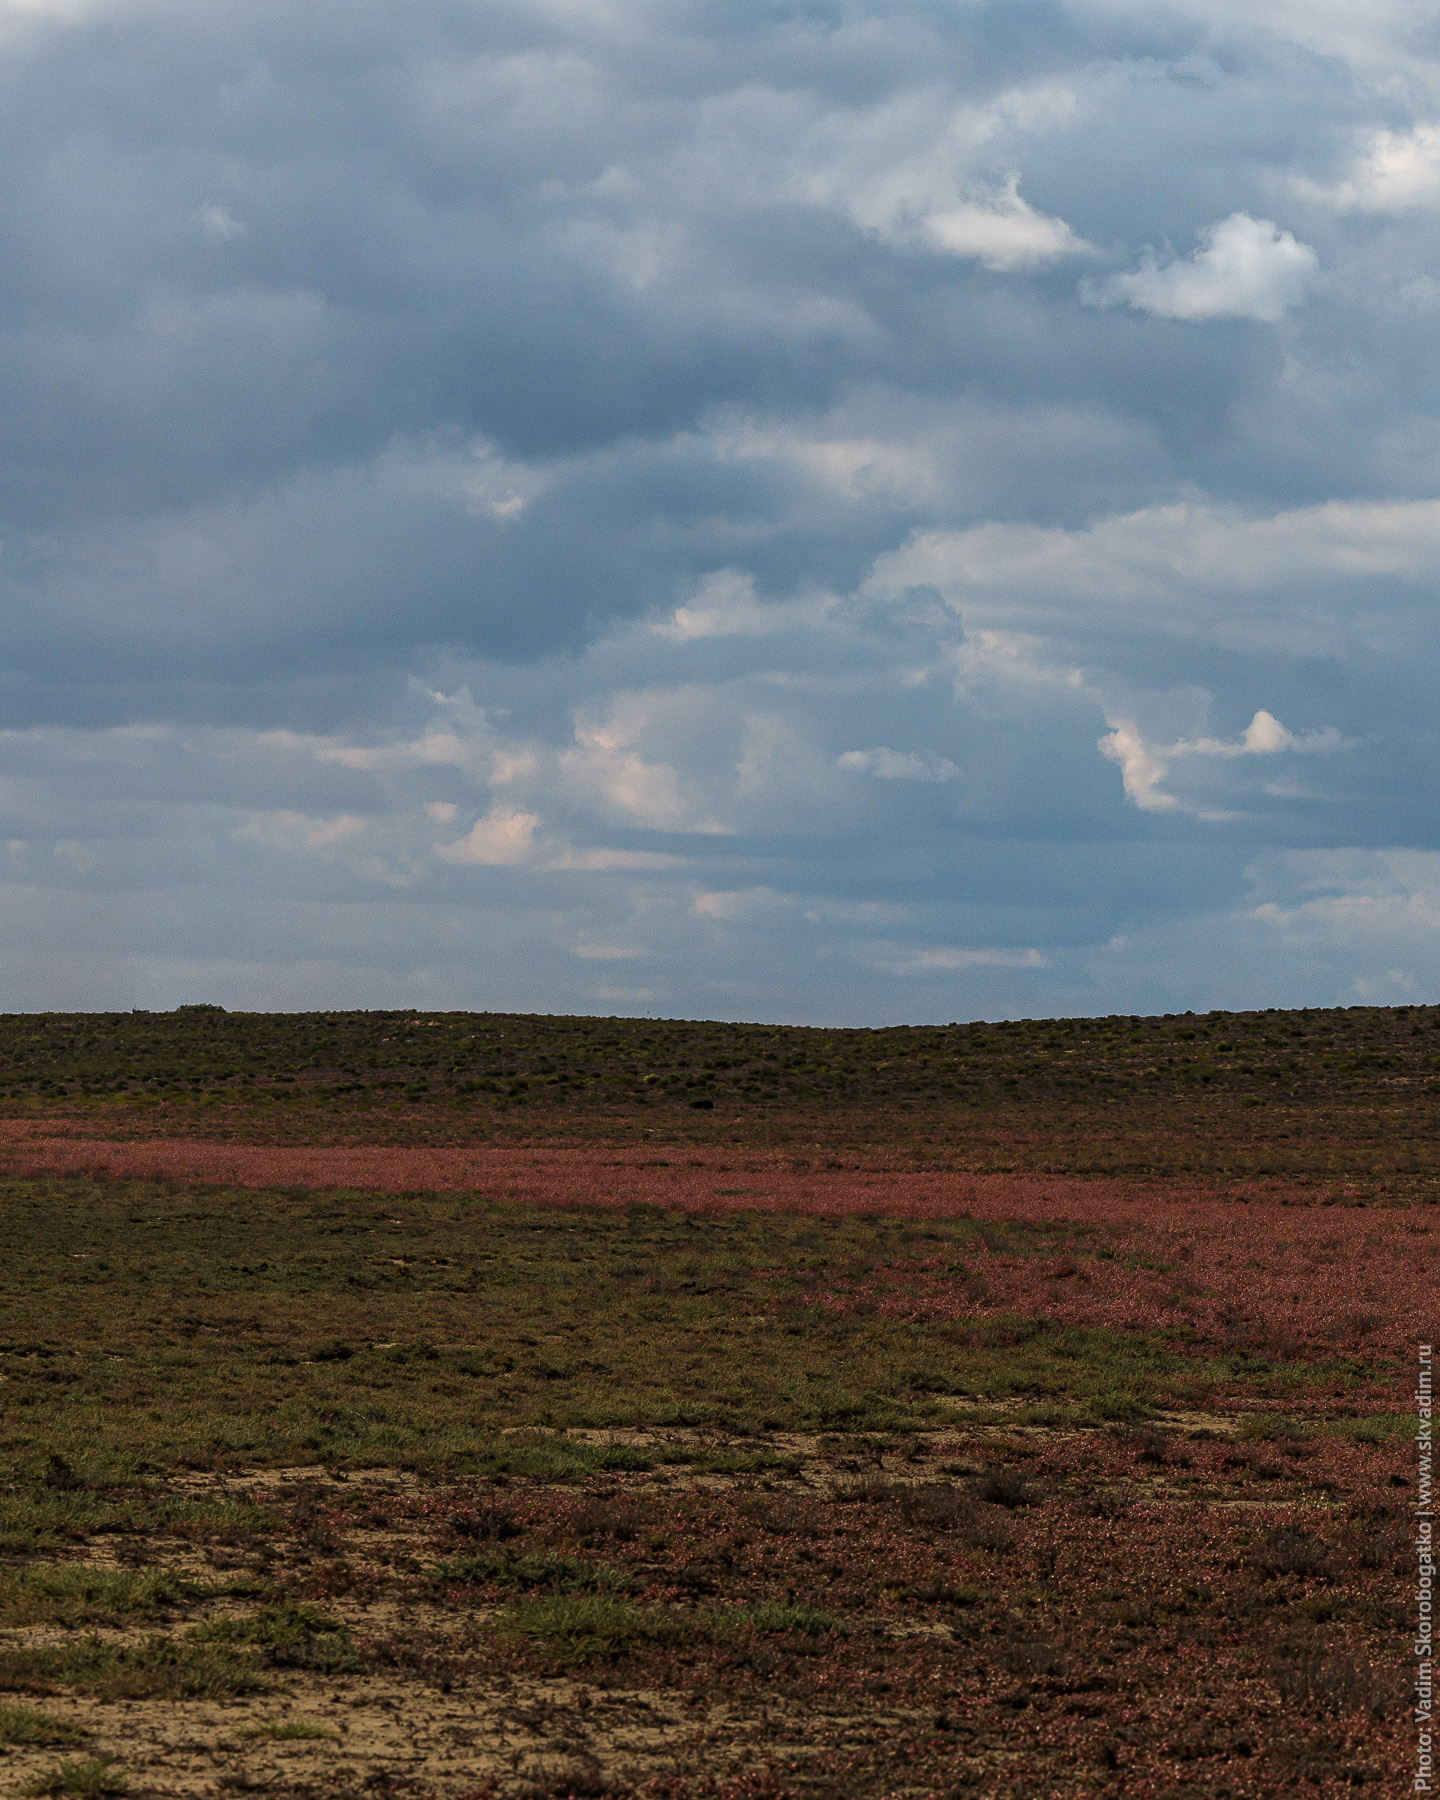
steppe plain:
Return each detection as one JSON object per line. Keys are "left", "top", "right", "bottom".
{"left": 0, "top": 1003, "right": 1422, "bottom": 1798}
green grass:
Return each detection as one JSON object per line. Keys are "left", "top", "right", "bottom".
{"left": 723, "top": 1601, "right": 849, "bottom": 1637}
{"left": 0, "top": 1703, "right": 89, "bottom": 1746}
{"left": 0, "top": 1484, "right": 277, "bottom": 1557}
{"left": 500, "top": 1595, "right": 696, "bottom": 1662}
{"left": 0, "top": 1565, "right": 203, "bottom": 1626}
{"left": 0, "top": 1175, "right": 1357, "bottom": 1488}
{"left": 21, "top": 1758, "right": 127, "bottom": 1799}
{"left": 189, "top": 1604, "right": 362, "bottom": 1674}
{"left": 0, "top": 1636, "right": 268, "bottom": 1700}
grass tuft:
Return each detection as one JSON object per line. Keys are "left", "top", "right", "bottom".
{"left": 0, "top": 1703, "right": 90, "bottom": 1747}
{"left": 0, "top": 1565, "right": 201, "bottom": 1627}
{"left": 0, "top": 1636, "right": 266, "bottom": 1700}
{"left": 501, "top": 1595, "right": 692, "bottom": 1662}
{"left": 238, "top": 1719, "right": 338, "bottom": 1741}
{"left": 21, "top": 1757, "right": 127, "bottom": 1798}
{"left": 190, "top": 1603, "right": 362, "bottom": 1674}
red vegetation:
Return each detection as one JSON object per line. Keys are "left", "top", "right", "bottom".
{"left": 0, "top": 1121, "right": 1429, "bottom": 1360}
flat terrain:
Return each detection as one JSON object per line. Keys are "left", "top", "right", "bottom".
{"left": 0, "top": 1005, "right": 1421, "bottom": 1797}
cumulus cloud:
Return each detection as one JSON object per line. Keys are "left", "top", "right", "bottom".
{"left": 1089, "top": 214, "right": 1318, "bottom": 323}
{"left": 1299, "top": 124, "right": 1440, "bottom": 212}
{"left": 434, "top": 806, "right": 540, "bottom": 867}
{"left": 921, "top": 176, "right": 1091, "bottom": 270}
{"left": 1100, "top": 710, "right": 1350, "bottom": 814}
{"left": 1096, "top": 721, "right": 1178, "bottom": 813}
{"left": 794, "top": 79, "right": 1089, "bottom": 270}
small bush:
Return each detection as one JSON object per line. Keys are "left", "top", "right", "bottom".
{"left": 0, "top": 1704, "right": 89, "bottom": 1747}
{"left": 191, "top": 1604, "right": 362, "bottom": 1674}
{"left": 571, "top": 1498, "right": 654, "bottom": 1543}
{"left": 22, "top": 1758, "right": 126, "bottom": 1799}
{"left": 0, "top": 1637, "right": 265, "bottom": 1700}
{"left": 1271, "top": 1647, "right": 1401, "bottom": 1717}
{"left": 502, "top": 1596, "right": 690, "bottom": 1662}
{"left": 1249, "top": 1527, "right": 1334, "bottom": 1582}
{"left": 976, "top": 1467, "right": 1031, "bottom": 1509}
{"left": 899, "top": 1484, "right": 973, "bottom": 1531}
{"left": 447, "top": 1503, "right": 523, "bottom": 1543}
{"left": 0, "top": 1565, "right": 200, "bottom": 1627}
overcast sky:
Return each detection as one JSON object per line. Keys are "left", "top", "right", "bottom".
{"left": 3, "top": 0, "right": 1440, "bottom": 1023}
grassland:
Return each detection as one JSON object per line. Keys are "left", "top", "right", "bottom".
{"left": 0, "top": 1004, "right": 1421, "bottom": 1797}
{"left": 3, "top": 1000, "right": 1440, "bottom": 1200}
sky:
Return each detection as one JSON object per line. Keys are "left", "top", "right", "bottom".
{"left": 3, "top": 0, "right": 1440, "bottom": 1024}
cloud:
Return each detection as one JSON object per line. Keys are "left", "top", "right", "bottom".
{"left": 837, "top": 747, "right": 961, "bottom": 781}
{"left": 194, "top": 203, "right": 246, "bottom": 241}
{"left": 1097, "top": 721, "right": 1178, "bottom": 813}
{"left": 793, "top": 79, "right": 1090, "bottom": 271}
{"left": 237, "top": 810, "right": 367, "bottom": 851}
{"left": 0, "top": 0, "right": 1438, "bottom": 1021}
{"left": 1299, "top": 124, "right": 1440, "bottom": 213}
{"left": 434, "top": 806, "right": 540, "bottom": 867}
{"left": 1089, "top": 214, "right": 1318, "bottom": 323}
{"left": 921, "top": 176, "right": 1091, "bottom": 271}
{"left": 1099, "top": 711, "right": 1350, "bottom": 814}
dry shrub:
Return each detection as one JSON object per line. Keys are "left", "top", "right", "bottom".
{"left": 975, "top": 1467, "right": 1031, "bottom": 1509}
{"left": 898, "top": 1484, "right": 973, "bottom": 1532}
{"left": 448, "top": 1502, "right": 523, "bottom": 1543}
{"left": 997, "top": 1631, "right": 1066, "bottom": 1678}
{"left": 1351, "top": 1520, "right": 1409, "bottom": 1572}
{"left": 1248, "top": 1526, "right": 1333, "bottom": 1582}
{"left": 1270, "top": 1644, "right": 1401, "bottom": 1717}
{"left": 737, "top": 1496, "right": 824, "bottom": 1538}
{"left": 834, "top": 1475, "right": 901, "bottom": 1506}
{"left": 571, "top": 1500, "right": 652, "bottom": 1545}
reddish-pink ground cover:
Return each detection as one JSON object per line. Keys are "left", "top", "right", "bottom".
{"left": 806, "top": 1206, "right": 1433, "bottom": 1363}
{"left": 0, "top": 1122, "right": 1430, "bottom": 1361}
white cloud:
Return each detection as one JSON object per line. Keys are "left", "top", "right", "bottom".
{"left": 794, "top": 81, "right": 1090, "bottom": 271}
{"left": 869, "top": 495, "right": 1440, "bottom": 661}
{"left": 1100, "top": 710, "right": 1349, "bottom": 814}
{"left": 1169, "top": 710, "right": 1348, "bottom": 758}
{"left": 921, "top": 174, "right": 1091, "bottom": 270}
{"left": 653, "top": 571, "right": 829, "bottom": 641}
{"left": 1299, "top": 124, "right": 1440, "bottom": 213}
{"left": 694, "top": 885, "right": 781, "bottom": 922}
{"left": 434, "top": 806, "right": 540, "bottom": 866}
{"left": 837, "top": 746, "right": 961, "bottom": 781}
{"left": 561, "top": 713, "right": 715, "bottom": 831}
{"left": 1097, "top": 721, "right": 1178, "bottom": 812}
{"left": 1089, "top": 213, "right": 1317, "bottom": 323}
